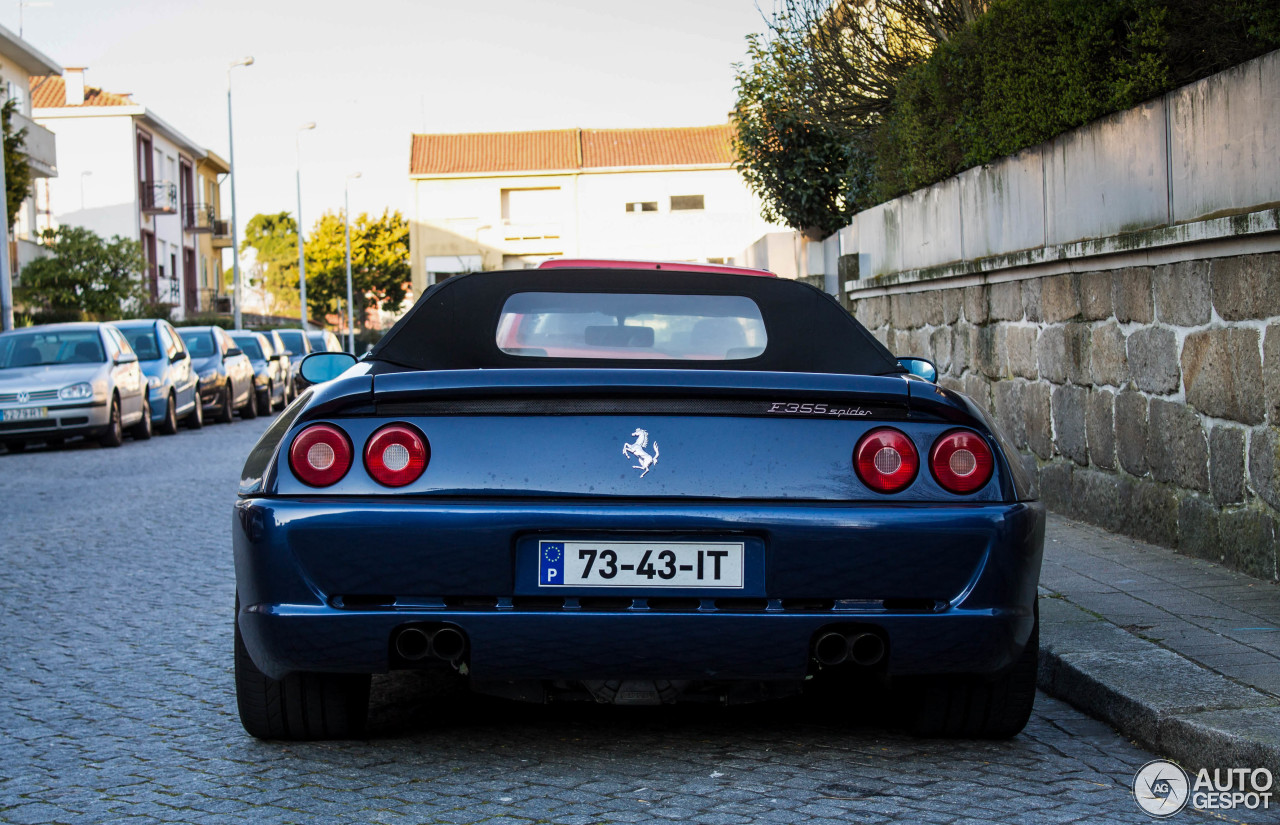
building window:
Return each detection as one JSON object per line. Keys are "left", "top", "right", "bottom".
{"left": 625, "top": 201, "right": 657, "bottom": 213}
{"left": 671, "top": 195, "right": 705, "bottom": 211}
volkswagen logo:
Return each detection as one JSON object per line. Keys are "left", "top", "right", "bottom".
{"left": 16, "top": 391, "right": 29, "bottom": 404}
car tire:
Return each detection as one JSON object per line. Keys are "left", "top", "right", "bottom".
{"left": 130, "top": 394, "right": 153, "bottom": 440}
{"left": 234, "top": 598, "right": 370, "bottom": 740}
{"left": 158, "top": 391, "right": 179, "bottom": 435}
{"left": 240, "top": 384, "right": 258, "bottom": 419}
{"left": 903, "top": 603, "right": 1038, "bottom": 739}
{"left": 186, "top": 395, "right": 204, "bottom": 430}
{"left": 99, "top": 396, "right": 124, "bottom": 448}
{"left": 216, "top": 384, "right": 234, "bottom": 424}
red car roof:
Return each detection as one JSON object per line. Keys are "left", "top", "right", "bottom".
{"left": 538, "top": 258, "right": 776, "bottom": 277}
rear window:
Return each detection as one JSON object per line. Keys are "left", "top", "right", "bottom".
{"left": 233, "top": 336, "right": 264, "bottom": 360}
{"left": 496, "top": 292, "right": 767, "bottom": 360}
{"left": 277, "top": 330, "right": 306, "bottom": 354}
{"left": 179, "top": 330, "right": 217, "bottom": 358}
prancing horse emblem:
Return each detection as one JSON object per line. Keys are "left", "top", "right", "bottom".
{"left": 622, "top": 428, "right": 659, "bottom": 478}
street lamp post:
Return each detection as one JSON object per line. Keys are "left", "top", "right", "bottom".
{"left": 295, "top": 122, "right": 315, "bottom": 329}
{"left": 226, "top": 56, "right": 253, "bottom": 330}
{"left": 343, "top": 172, "right": 361, "bottom": 354}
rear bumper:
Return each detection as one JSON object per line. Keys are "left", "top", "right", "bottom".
{"left": 234, "top": 498, "right": 1045, "bottom": 681}
{"left": 0, "top": 401, "right": 110, "bottom": 440}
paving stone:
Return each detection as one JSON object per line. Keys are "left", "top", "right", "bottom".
{"left": 1181, "top": 327, "right": 1264, "bottom": 425}
{"left": 1127, "top": 327, "right": 1180, "bottom": 395}
{"left": 1154, "top": 260, "right": 1212, "bottom": 326}
{"left": 0, "top": 405, "right": 1242, "bottom": 825}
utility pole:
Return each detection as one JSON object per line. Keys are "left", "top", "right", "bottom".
{"left": 227, "top": 56, "right": 253, "bottom": 330}
{"left": 296, "top": 122, "right": 315, "bottom": 329}
{"left": 344, "top": 172, "right": 361, "bottom": 354}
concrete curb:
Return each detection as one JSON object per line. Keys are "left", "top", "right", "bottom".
{"left": 1037, "top": 594, "right": 1280, "bottom": 776}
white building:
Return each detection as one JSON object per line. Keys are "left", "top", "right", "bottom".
{"left": 32, "top": 69, "right": 230, "bottom": 319}
{"left": 0, "top": 24, "right": 61, "bottom": 270}
{"left": 408, "top": 124, "right": 787, "bottom": 294}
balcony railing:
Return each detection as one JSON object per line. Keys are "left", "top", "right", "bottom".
{"left": 140, "top": 181, "right": 178, "bottom": 214}
{"left": 211, "top": 218, "right": 232, "bottom": 247}
{"left": 184, "top": 202, "right": 218, "bottom": 233}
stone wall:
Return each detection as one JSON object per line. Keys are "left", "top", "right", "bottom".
{"left": 849, "top": 253, "right": 1280, "bottom": 582}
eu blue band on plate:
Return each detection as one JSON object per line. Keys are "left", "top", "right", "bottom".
{"left": 539, "top": 541, "right": 565, "bottom": 585}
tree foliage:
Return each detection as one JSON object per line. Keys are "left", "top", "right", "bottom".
{"left": 2, "top": 96, "right": 31, "bottom": 231}
{"left": 734, "top": 0, "right": 1280, "bottom": 230}
{"left": 732, "top": 0, "right": 983, "bottom": 232}
{"left": 239, "top": 211, "right": 299, "bottom": 312}
{"left": 302, "top": 209, "right": 410, "bottom": 333}
{"left": 16, "top": 226, "right": 148, "bottom": 318}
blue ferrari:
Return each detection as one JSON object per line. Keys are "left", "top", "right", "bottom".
{"left": 233, "top": 262, "right": 1044, "bottom": 740}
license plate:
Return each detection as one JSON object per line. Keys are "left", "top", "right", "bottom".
{"left": 538, "top": 540, "right": 745, "bottom": 589}
{"left": 2, "top": 407, "right": 47, "bottom": 422}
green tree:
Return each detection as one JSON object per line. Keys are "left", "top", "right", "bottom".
{"left": 15, "top": 226, "right": 148, "bottom": 318}
{"left": 239, "top": 211, "right": 299, "bottom": 313}
{"left": 732, "top": 29, "right": 875, "bottom": 234}
{"left": 2, "top": 96, "right": 32, "bottom": 231}
{"left": 303, "top": 209, "right": 410, "bottom": 334}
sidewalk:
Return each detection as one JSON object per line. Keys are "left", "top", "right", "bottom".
{"left": 1038, "top": 514, "right": 1280, "bottom": 774}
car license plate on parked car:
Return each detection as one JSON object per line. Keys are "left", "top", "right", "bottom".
{"left": 538, "top": 540, "right": 745, "bottom": 588}
{"left": 2, "top": 407, "right": 47, "bottom": 422}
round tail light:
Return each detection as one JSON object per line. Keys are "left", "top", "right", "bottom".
{"left": 289, "top": 424, "right": 353, "bottom": 487}
{"left": 854, "top": 428, "right": 919, "bottom": 494}
{"left": 364, "top": 423, "right": 429, "bottom": 487}
{"left": 930, "top": 430, "right": 995, "bottom": 494}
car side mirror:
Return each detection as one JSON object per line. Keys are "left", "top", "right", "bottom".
{"left": 114, "top": 352, "right": 138, "bottom": 365}
{"left": 300, "top": 351, "right": 357, "bottom": 385}
{"left": 172, "top": 351, "right": 189, "bottom": 362}
{"left": 897, "top": 356, "right": 938, "bottom": 383}
{"left": 226, "top": 346, "right": 243, "bottom": 358}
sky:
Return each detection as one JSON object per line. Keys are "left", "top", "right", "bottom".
{"left": 8, "top": 0, "right": 773, "bottom": 240}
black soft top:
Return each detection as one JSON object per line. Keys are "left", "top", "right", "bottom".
{"left": 367, "top": 268, "right": 902, "bottom": 376}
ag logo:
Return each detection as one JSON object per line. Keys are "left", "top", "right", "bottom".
{"left": 622, "top": 427, "right": 659, "bottom": 478}
{"left": 1134, "top": 760, "right": 1190, "bottom": 818}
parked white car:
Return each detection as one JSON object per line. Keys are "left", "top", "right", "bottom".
{"left": 0, "top": 322, "right": 151, "bottom": 452}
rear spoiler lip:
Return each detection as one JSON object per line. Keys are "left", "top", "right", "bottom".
{"left": 371, "top": 367, "right": 912, "bottom": 403}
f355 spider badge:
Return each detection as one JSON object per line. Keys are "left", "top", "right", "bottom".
{"left": 622, "top": 428, "right": 659, "bottom": 477}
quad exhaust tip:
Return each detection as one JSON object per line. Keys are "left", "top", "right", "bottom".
{"left": 394, "top": 625, "right": 467, "bottom": 663}
{"left": 813, "top": 630, "right": 885, "bottom": 667}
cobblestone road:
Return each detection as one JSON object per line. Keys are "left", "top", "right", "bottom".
{"left": 0, "top": 418, "right": 1253, "bottom": 824}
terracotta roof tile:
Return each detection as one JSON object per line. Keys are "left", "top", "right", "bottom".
{"left": 30, "top": 75, "right": 135, "bottom": 108}
{"left": 581, "top": 125, "right": 734, "bottom": 168}
{"left": 409, "top": 124, "right": 734, "bottom": 175}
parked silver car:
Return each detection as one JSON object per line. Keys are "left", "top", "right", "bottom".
{"left": 112, "top": 318, "right": 203, "bottom": 434}
{"left": 0, "top": 322, "right": 151, "bottom": 451}
{"left": 178, "top": 326, "right": 255, "bottom": 424}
